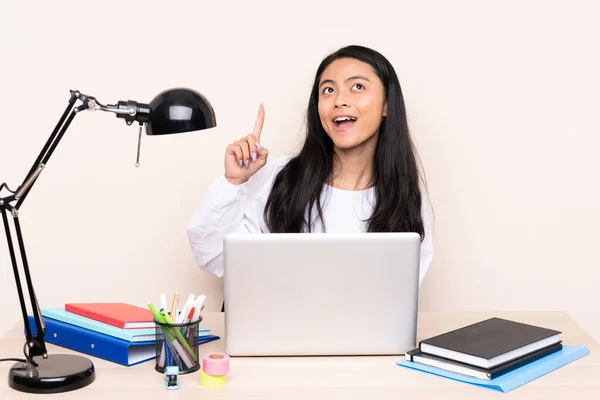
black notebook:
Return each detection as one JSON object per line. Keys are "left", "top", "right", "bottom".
{"left": 419, "top": 317, "right": 561, "bottom": 369}
{"left": 406, "top": 341, "right": 563, "bottom": 380}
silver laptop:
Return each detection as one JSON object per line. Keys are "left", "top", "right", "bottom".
{"left": 223, "top": 232, "right": 421, "bottom": 356}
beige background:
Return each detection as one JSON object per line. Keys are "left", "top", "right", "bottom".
{"left": 1, "top": 0, "right": 598, "bottom": 345}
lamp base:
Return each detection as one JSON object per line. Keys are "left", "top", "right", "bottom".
{"left": 8, "top": 354, "right": 95, "bottom": 394}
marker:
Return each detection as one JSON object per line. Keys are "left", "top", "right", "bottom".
{"left": 185, "top": 307, "right": 195, "bottom": 324}
{"left": 176, "top": 294, "right": 196, "bottom": 324}
{"left": 184, "top": 307, "right": 197, "bottom": 347}
{"left": 148, "top": 302, "right": 165, "bottom": 322}
{"left": 181, "top": 307, "right": 196, "bottom": 337}
{"left": 190, "top": 295, "right": 206, "bottom": 322}
{"left": 160, "top": 293, "right": 167, "bottom": 312}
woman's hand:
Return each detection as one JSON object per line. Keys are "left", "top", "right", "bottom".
{"left": 224, "top": 104, "right": 269, "bottom": 185}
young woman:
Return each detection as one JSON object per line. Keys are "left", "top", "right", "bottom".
{"left": 187, "top": 45, "right": 433, "bottom": 286}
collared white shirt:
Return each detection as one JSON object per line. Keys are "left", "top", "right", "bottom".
{"left": 187, "top": 155, "right": 434, "bottom": 285}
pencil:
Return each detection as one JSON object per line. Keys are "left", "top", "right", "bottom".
{"left": 169, "top": 292, "right": 179, "bottom": 318}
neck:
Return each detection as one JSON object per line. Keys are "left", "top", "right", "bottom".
{"left": 329, "top": 136, "right": 377, "bottom": 191}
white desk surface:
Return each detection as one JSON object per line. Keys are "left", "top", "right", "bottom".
{"left": 1, "top": 311, "right": 599, "bottom": 399}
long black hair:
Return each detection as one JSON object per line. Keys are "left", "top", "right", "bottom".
{"left": 264, "top": 45, "right": 426, "bottom": 239}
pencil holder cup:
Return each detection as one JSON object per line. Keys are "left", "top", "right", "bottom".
{"left": 154, "top": 316, "right": 202, "bottom": 374}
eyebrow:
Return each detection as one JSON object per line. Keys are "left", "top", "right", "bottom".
{"left": 319, "top": 75, "right": 370, "bottom": 88}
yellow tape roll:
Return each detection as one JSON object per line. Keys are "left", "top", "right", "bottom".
{"left": 199, "top": 368, "right": 226, "bottom": 388}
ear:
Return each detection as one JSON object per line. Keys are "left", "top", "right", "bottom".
{"left": 382, "top": 102, "right": 387, "bottom": 117}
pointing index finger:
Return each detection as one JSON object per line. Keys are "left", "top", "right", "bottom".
{"left": 252, "top": 103, "right": 265, "bottom": 142}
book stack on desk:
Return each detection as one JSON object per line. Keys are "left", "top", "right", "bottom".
{"left": 405, "top": 317, "right": 563, "bottom": 380}
{"left": 399, "top": 317, "right": 590, "bottom": 392}
{"left": 27, "top": 302, "right": 219, "bottom": 367}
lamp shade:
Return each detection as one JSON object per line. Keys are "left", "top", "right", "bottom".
{"left": 146, "top": 88, "right": 216, "bottom": 135}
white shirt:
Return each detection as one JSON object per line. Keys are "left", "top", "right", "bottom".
{"left": 187, "top": 155, "right": 434, "bottom": 285}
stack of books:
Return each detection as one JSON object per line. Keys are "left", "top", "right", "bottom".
{"left": 28, "top": 302, "right": 219, "bottom": 367}
{"left": 400, "top": 317, "right": 590, "bottom": 392}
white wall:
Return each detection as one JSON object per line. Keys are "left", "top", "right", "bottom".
{"left": 1, "top": 0, "right": 599, "bottom": 344}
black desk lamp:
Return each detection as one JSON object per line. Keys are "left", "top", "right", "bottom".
{"left": 0, "top": 88, "right": 216, "bottom": 394}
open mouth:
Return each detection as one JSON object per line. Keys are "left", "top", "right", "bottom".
{"left": 333, "top": 116, "right": 357, "bottom": 129}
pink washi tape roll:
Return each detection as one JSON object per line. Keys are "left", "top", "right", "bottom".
{"left": 202, "top": 352, "right": 230, "bottom": 376}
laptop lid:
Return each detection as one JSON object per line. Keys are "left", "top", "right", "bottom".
{"left": 223, "top": 232, "right": 421, "bottom": 356}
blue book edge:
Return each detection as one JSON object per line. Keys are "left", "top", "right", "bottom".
{"left": 397, "top": 345, "right": 590, "bottom": 393}
{"left": 28, "top": 315, "right": 214, "bottom": 344}
{"left": 27, "top": 315, "right": 221, "bottom": 366}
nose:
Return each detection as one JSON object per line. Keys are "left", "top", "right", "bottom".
{"left": 334, "top": 94, "right": 349, "bottom": 109}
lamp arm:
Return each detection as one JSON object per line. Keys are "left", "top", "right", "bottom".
{"left": 0, "top": 91, "right": 84, "bottom": 363}
{"left": 0, "top": 89, "right": 150, "bottom": 365}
